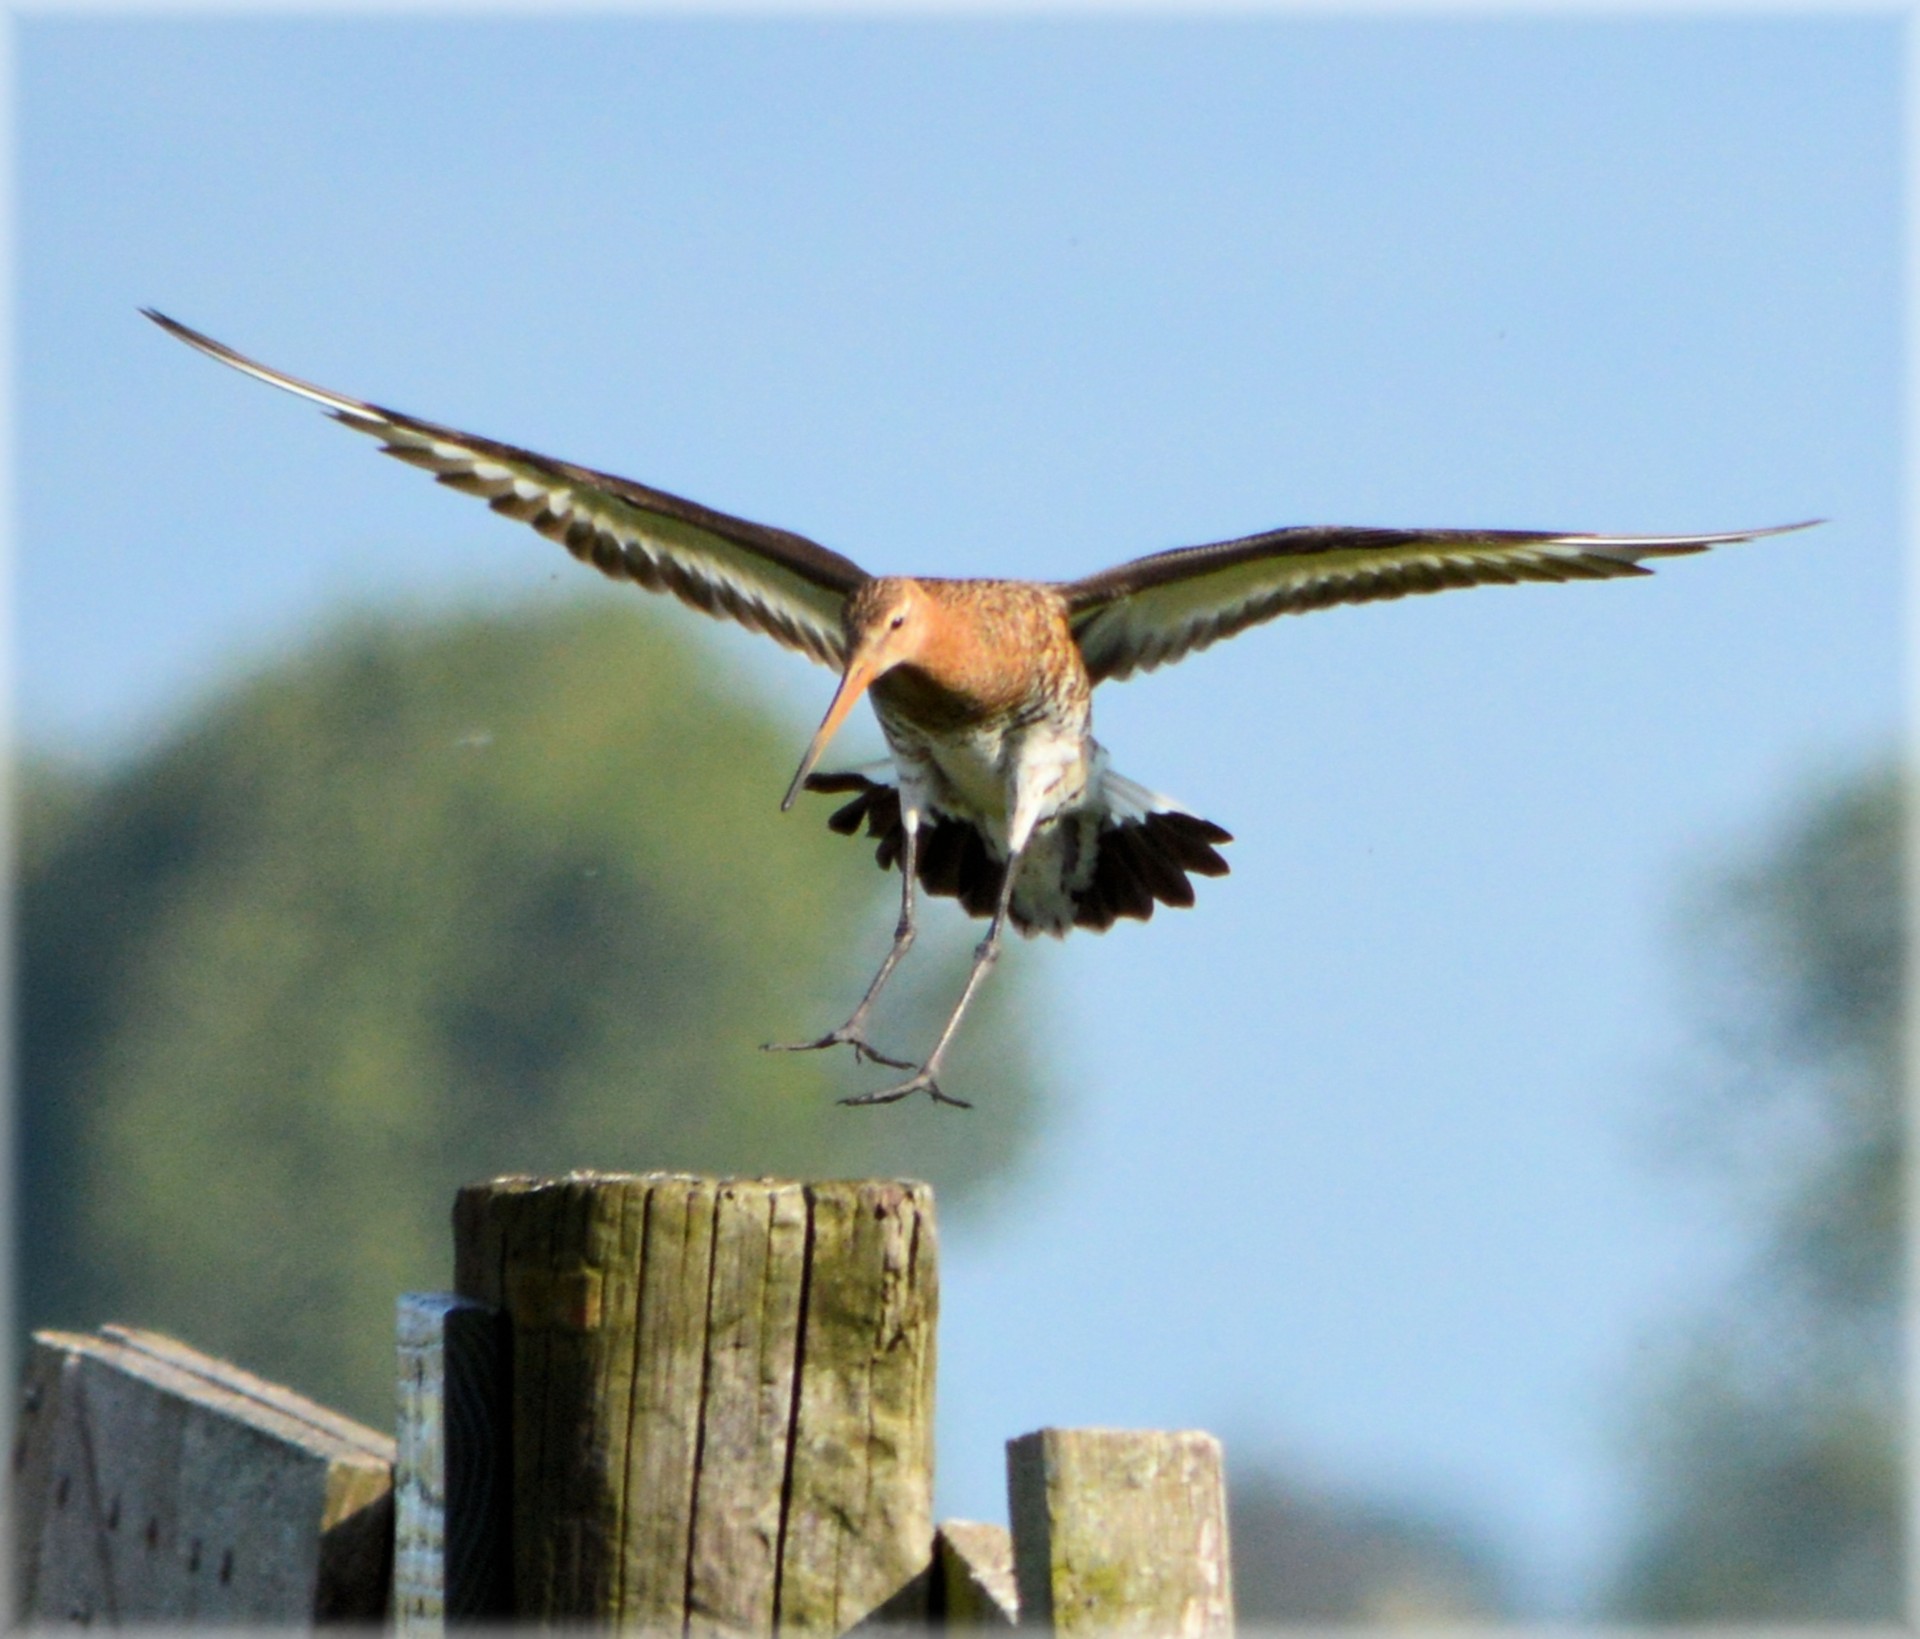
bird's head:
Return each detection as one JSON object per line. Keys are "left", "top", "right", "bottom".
{"left": 782, "top": 578, "right": 933, "bottom": 810}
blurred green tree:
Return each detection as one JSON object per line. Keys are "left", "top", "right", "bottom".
{"left": 19, "top": 597, "right": 1043, "bottom": 1426}
{"left": 1607, "top": 764, "right": 1902, "bottom": 1618}
{"left": 1228, "top": 1462, "right": 1508, "bottom": 1621}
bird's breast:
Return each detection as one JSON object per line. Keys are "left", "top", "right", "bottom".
{"left": 874, "top": 695, "right": 1093, "bottom": 848}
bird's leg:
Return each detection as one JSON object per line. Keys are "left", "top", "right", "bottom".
{"left": 841, "top": 845, "right": 1025, "bottom": 1111}
{"left": 764, "top": 816, "right": 921, "bottom": 1070}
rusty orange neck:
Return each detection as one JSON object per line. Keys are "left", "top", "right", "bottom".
{"left": 852, "top": 577, "right": 1088, "bottom": 730}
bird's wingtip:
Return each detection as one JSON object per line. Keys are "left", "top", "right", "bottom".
{"left": 142, "top": 308, "right": 205, "bottom": 348}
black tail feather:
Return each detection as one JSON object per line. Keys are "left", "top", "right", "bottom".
{"left": 801, "top": 771, "right": 1229, "bottom": 933}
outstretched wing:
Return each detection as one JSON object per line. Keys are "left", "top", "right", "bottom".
{"left": 1064, "top": 521, "right": 1817, "bottom": 684}
{"left": 145, "top": 310, "right": 868, "bottom": 670}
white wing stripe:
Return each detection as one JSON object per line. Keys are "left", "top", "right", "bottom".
{"left": 1068, "top": 531, "right": 1758, "bottom": 682}
{"left": 369, "top": 409, "right": 855, "bottom": 668}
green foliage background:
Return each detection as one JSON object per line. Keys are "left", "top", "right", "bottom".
{"left": 19, "top": 597, "right": 1043, "bottom": 1426}
{"left": 1606, "top": 765, "right": 1903, "bottom": 1618}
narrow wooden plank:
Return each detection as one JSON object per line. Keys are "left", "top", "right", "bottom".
{"left": 393, "top": 1293, "right": 512, "bottom": 1630}
{"left": 778, "top": 1179, "right": 938, "bottom": 1633}
{"left": 393, "top": 1296, "right": 446, "bottom": 1633}
{"left": 1006, "top": 1428, "right": 1233, "bottom": 1637}
{"left": 13, "top": 1329, "right": 393, "bottom": 1624}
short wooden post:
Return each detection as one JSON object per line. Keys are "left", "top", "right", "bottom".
{"left": 849, "top": 1520, "right": 1018, "bottom": 1632}
{"left": 12, "top": 1326, "right": 393, "bottom": 1624}
{"left": 394, "top": 1293, "right": 513, "bottom": 1629}
{"left": 452, "top": 1171, "right": 938, "bottom": 1632}
{"left": 934, "top": 1521, "right": 1019, "bottom": 1627}
{"left": 1006, "top": 1428, "right": 1232, "bottom": 1637}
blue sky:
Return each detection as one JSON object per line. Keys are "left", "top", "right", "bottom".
{"left": 16, "top": 14, "right": 1901, "bottom": 1613}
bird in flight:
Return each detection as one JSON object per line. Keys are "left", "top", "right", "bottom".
{"left": 146, "top": 310, "right": 1813, "bottom": 1110}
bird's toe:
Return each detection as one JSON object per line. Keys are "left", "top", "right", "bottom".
{"left": 765, "top": 1026, "right": 914, "bottom": 1071}
{"left": 839, "top": 1070, "right": 972, "bottom": 1110}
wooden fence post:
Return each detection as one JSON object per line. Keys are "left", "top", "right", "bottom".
{"left": 393, "top": 1293, "right": 513, "bottom": 1629}
{"left": 1006, "top": 1428, "right": 1233, "bottom": 1637}
{"left": 452, "top": 1171, "right": 937, "bottom": 1633}
{"left": 932, "top": 1521, "right": 1019, "bottom": 1628}
{"left": 12, "top": 1326, "right": 393, "bottom": 1625}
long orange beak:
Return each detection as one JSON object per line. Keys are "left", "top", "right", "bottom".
{"left": 782, "top": 652, "right": 881, "bottom": 811}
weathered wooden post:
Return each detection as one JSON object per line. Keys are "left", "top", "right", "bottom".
{"left": 1007, "top": 1428, "right": 1232, "bottom": 1637}
{"left": 452, "top": 1171, "right": 937, "bottom": 1632}
{"left": 930, "top": 1521, "right": 1020, "bottom": 1628}
{"left": 13, "top": 1326, "right": 393, "bottom": 1625}
{"left": 393, "top": 1293, "right": 513, "bottom": 1627}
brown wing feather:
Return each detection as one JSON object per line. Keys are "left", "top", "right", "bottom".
{"left": 145, "top": 310, "right": 868, "bottom": 669}
{"left": 1063, "top": 520, "right": 1818, "bottom": 684}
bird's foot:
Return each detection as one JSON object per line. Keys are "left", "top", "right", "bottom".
{"left": 839, "top": 1068, "right": 973, "bottom": 1111}
{"left": 763, "top": 1026, "right": 915, "bottom": 1072}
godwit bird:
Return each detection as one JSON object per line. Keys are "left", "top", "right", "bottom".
{"left": 146, "top": 311, "right": 1813, "bottom": 1109}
